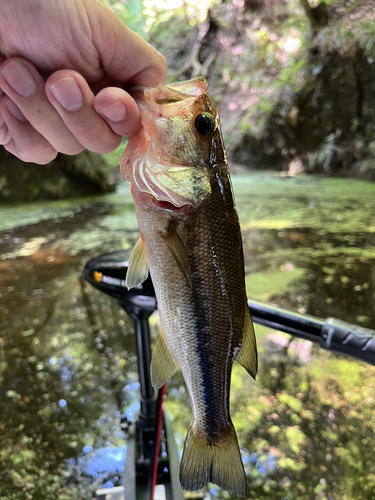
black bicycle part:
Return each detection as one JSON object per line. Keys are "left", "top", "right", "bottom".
{"left": 84, "top": 249, "right": 375, "bottom": 366}
{"left": 85, "top": 250, "right": 184, "bottom": 500}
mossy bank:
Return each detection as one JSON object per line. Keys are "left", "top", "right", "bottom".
{"left": 0, "top": 147, "right": 121, "bottom": 203}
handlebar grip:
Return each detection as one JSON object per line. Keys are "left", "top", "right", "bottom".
{"left": 320, "top": 318, "right": 375, "bottom": 366}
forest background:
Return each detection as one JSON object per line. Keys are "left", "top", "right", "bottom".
{"left": 1, "top": 0, "right": 375, "bottom": 202}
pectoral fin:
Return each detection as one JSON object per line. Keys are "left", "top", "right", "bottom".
{"left": 236, "top": 305, "right": 258, "bottom": 379}
{"left": 151, "top": 326, "right": 179, "bottom": 389}
{"left": 161, "top": 226, "right": 192, "bottom": 288}
{"left": 126, "top": 237, "right": 149, "bottom": 290}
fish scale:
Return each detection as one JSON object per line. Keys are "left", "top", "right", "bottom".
{"left": 120, "top": 77, "right": 257, "bottom": 496}
{"left": 180, "top": 174, "right": 245, "bottom": 436}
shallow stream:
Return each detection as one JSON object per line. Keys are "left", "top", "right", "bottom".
{"left": 1, "top": 172, "right": 374, "bottom": 499}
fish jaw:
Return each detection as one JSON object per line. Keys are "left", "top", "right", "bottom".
{"left": 130, "top": 184, "right": 195, "bottom": 218}
{"left": 121, "top": 127, "right": 211, "bottom": 214}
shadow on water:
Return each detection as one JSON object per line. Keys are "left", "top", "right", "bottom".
{"left": 0, "top": 173, "right": 375, "bottom": 499}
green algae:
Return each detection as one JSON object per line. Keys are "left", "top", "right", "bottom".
{"left": 246, "top": 268, "right": 306, "bottom": 302}
{"left": 232, "top": 173, "right": 375, "bottom": 235}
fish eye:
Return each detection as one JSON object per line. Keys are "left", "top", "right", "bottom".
{"left": 194, "top": 113, "right": 214, "bottom": 136}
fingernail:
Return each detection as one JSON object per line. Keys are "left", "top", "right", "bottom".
{"left": 99, "top": 101, "right": 127, "bottom": 122}
{"left": 50, "top": 78, "right": 83, "bottom": 111}
{"left": 3, "top": 61, "right": 36, "bottom": 98}
{"left": 6, "top": 100, "right": 27, "bottom": 121}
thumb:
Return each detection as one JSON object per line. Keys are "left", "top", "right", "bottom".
{"left": 92, "top": 2, "right": 167, "bottom": 88}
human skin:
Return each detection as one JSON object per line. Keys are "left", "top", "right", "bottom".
{"left": 0, "top": 0, "right": 167, "bottom": 164}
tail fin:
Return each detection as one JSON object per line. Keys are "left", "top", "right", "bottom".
{"left": 179, "top": 424, "right": 247, "bottom": 497}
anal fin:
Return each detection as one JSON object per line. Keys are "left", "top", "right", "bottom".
{"left": 126, "top": 236, "right": 149, "bottom": 290}
{"left": 161, "top": 224, "right": 192, "bottom": 288}
{"left": 236, "top": 303, "right": 258, "bottom": 379}
{"left": 151, "top": 326, "right": 179, "bottom": 390}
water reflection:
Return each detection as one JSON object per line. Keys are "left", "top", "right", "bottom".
{"left": 242, "top": 226, "right": 375, "bottom": 327}
{"left": 0, "top": 173, "right": 374, "bottom": 499}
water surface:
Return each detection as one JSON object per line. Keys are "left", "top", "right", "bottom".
{"left": 1, "top": 173, "right": 374, "bottom": 499}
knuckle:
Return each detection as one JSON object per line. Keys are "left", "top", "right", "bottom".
{"left": 35, "top": 114, "right": 62, "bottom": 135}
{"left": 27, "top": 113, "right": 86, "bottom": 155}
{"left": 17, "top": 134, "right": 40, "bottom": 154}
{"left": 0, "top": 97, "right": 6, "bottom": 125}
{"left": 100, "top": 134, "right": 121, "bottom": 152}
{"left": 77, "top": 122, "right": 105, "bottom": 145}
{"left": 99, "top": 133, "right": 122, "bottom": 154}
{"left": 37, "top": 151, "right": 58, "bottom": 165}
{"left": 154, "top": 52, "right": 167, "bottom": 79}
{"left": 77, "top": 123, "right": 119, "bottom": 153}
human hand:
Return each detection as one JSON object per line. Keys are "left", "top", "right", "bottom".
{"left": 0, "top": 0, "right": 166, "bottom": 164}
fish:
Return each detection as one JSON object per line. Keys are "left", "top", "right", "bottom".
{"left": 120, "top": 77, "right": 257, "bottom": 497}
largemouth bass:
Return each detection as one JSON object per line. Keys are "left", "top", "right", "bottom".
{"left": 120, "top": 77, "right": 257, "bottom": 496}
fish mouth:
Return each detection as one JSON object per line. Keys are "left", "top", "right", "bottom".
{"left": 150, "top": 196, "right": 195, "bottom": 214}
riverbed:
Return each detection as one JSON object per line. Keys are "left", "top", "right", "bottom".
{"left": 0, "top": 172, "right": 374, "bottom": 499}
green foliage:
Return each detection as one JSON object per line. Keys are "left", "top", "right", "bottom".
{"left": 101, "top": 140, "right": 127, "bottom": 168}
{"left": 357, "top": 140, "right": 375, "bottom": 181}
{"left": 94, "top": 0, "right": 375, "bottom": 179}
{"left": 308, "top": 133, "right": 338, "bottom": 173}
{"left": 100, "top": 0, "right": 146, "bottom": 36}
{"left": 316, "top": 17, "right": 375, "bottom": 58}
{"left": 57, "top": 150, "right": 116, "bottom": 191}
{"left": 0, "top": 271, "right": 134, "bottom": 498}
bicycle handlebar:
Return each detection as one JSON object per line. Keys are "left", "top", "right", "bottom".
{"left": 320, "top": 318, "right": 375, "bottom": 365}
{"left": 248, "top": 299, "right": 375, "bottom": 366}
{"left": 84, "top": 251, "right": 375, "bottom": 367}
